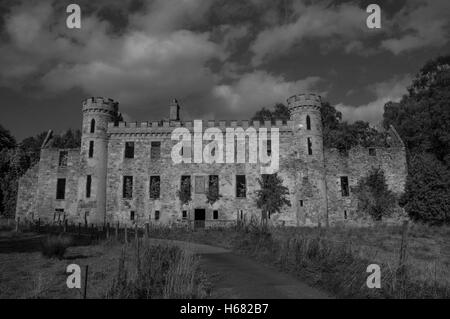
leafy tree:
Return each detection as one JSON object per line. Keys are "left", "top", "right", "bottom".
{"left": 354, "top": 168, "right": 397, "bottom": 221}
{"left": 0, "top": 124, "right": 16, "bottom": 151}
{"left": 251, "top": 103, "right": 290, "bottom": 123}
{"left": 400, "top": 153, "right": 450, "bottom": 225}
{"left": 206, "top": 176, "right": 221, "bottom": 205}
{"left": 383, "top": 55, "right": 450, "bottom": 165}
{"left": 177, "top": 177, "right": 192, "bottom": 205}
{"left": 52, "top": 129, "right": 82, "bottom": 149}
{"left": 255, "top": 173, "right": 291, "bottom": 226}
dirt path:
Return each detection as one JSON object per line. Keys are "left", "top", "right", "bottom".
{"left": 150, "top": 238, "right": 331, "bottom": 299}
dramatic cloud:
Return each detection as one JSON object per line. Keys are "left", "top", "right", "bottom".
{"left": 212, "top": 71, "right": 322, "bottom": 117}
{"left": 336, "top": 74, "right": 412, "bottom": 124}
{"left": 380, "top": 0, "right": 450, "bottom": 55}
{"left": 250, "top": 2, "right": 369, "bottom": 65}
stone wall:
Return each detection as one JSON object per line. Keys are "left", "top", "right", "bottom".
{"left": 324, "top": 144, "right": 407, "bottom": 224}
{"left": 16, "top": 164, "right": 39, "bottom": 221}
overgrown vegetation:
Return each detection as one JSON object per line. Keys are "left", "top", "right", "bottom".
{"left": 177, "top": 177, "right": 192, "bottom": 205}
{"left": 255, "top": 173, "right": 291, "bottom": 226}
{"left": 148, "top": 224, "right": 450, "bottom": 299}
{"left": 383, "top": 55, "right": 450, "bottom": 224}
{"left": 0, "top": 128, "right": 81, "bottom": 218}
{"left": 354, "top": 168, "right": 397, "bottom": 221}
{"left": 106, "top": 241, "right": 209, "bottom": 299}
{"left": 40, "top": 235, "right": 73, "bottom": 259}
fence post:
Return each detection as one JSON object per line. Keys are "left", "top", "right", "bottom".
{"left": 83, "top": 265, "right": 89, "bottom": 299}
{"left": 398, "top": 220, "right": 409, "bottom": 298}
{"left": 145, "top": 223, "right": 149, "bottom": 239}
{"left": 15, "top": 217, "right": 20, "bottom": 232}
{"left": 115, "top": 221, "right": 119, "bottom": 240}
{"left": 124, "top": 223, "right": 128, "bottom": 244}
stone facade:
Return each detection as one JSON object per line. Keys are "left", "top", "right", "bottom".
{"left": 16, "top": 93, "right": 407, "bottom": 227}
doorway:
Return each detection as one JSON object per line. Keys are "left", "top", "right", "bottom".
{"left": 194, "top": 209, "right": 206, "bottom": 229}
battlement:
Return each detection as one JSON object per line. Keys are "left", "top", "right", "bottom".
{"left": 107, "top": 119, "right": 295, "bottom": 134}
{"left": 287, "top": 93, "right": 322, "bottom": 110}
{"left": 82, "top": 97, "right": 119, "bottom": 114}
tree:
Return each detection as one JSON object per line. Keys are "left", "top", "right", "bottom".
{"left": 0, "top": 124, "right": 16, "bottom": 151}
{"left": 354, "top": 168, "right": 397, "bottom": 221}
{"left": 383, "top": 54, "right": 450, "bottom": 165}
{"left": 255, "top": 173, "right": 291, "bottom": 227}
{"left": 177, "top": 177, "right": 192, "bottom": 206}
{"left": 251, "top": 103, "right": 290, "bottom": 123}
{"left": 400, "top": 153, "right": 450, "bottom": 225}
{"left": 206, "top": 176, "right": 221, "bottom": 205}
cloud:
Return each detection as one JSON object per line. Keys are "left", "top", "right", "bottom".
{"left": 212, "top": 71, "right": 322, "bottom": 116}
{"left": 380, "top": 0, "right": 450, "bottom": 55}
{"left": 336, "top": 74, "right": 412, "bottom": 124}
{"left": 250, "top": 2, "right": 368, "bottom": 65}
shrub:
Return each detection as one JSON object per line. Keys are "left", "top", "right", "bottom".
{"left": 401, "top": 153, "right": 450, "bottom": 225}
{"left": 41, "top": 235, "right": 72, "bottom": 259}
{"left": 354, "top": 168, "right": 397, "bottom": 221}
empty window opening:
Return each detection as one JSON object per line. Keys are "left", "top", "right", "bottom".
{"left": 123, "top": 176, "right": 133, "bottom": 199}
{"left": 182, "top": 210, "right": 187, "bottom": 220}
{"left": 340, "top": 176, "right": 349, "bottom": 197}
{"left": 150, "top": 176, "right": 160, "bottom": 199}
{"left": 151, "top": 141, "right": 161, "bottom": 159}
{"left": 88, "top": 141, "right": 94, "bottom": 158}
{"left": 236, "top": 175, "right": 246, "bottom": 198}
{"left": 344, "top": 210, "right": 347, "bottom": 219}
{"left": 56, "top": 178, "right": 66, "bottom": 200}
{"left": 299, "top": 200, "right": 304, "bottom": 207}
{"left": 213, "top": 210, "right": 219, "bottom": 220}
{"left": 369, "top": 148, "right": 376, "bottom": 156}
{"left": 267, "top": 139, "right": 272, "bottom": 156}
{"left": 59, "top": 151, "right": 68, "bottom": 167}
{"left": 180, "top": 175, "right": 191, "bottom": 197}
{"left": 86, "top": 175, "right": 92, "bottom": 198}
{"left": 54, "top": 209, "right": 64, "bottom": 222}
{"left": 130, "top": 211, "right": 135, "bottom": 221}
{"left": 90, "top": 119, "right": 96, "bottom": 133}
{"left": 306, "top": 115, "right": 311, "bottom": 130}
{"left": 209, "top": 175, "right": 219, "bottom": 194}
{"left": 125, "top": 142, "right": 135, "bottom": 159}
{"left": 155, "top": 210, "right": 160, "bottom": 221}
{"left": 307, "top": 138, "right": 313, "bottom": 155}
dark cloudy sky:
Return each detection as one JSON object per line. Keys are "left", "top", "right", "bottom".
{"left": 0, "top": 0, "right": 449, "bottom": 140}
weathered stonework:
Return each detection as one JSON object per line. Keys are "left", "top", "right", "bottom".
{"left": 16, "top": 94, "right": 407, "bottom": 227}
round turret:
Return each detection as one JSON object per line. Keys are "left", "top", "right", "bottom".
{"left": 80, "top": 97, "right": 119, "bottom": 224}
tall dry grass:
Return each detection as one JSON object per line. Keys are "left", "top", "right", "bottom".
{"left": 105, "top": 240, "right": 209, "bottom": 299}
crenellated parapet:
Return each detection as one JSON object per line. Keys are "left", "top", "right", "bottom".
{"left": 287, "top": 93, "right": 322, "bottom": 113}
{"left": 82, "top": 97, "right": 119, "bottom": 116}
{"left": 107, "top": 119, "right": 295, "bottom": 136}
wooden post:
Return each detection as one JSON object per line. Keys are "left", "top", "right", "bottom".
{"left": 15, "top": 217, "right": 20, "bottom": 232}
{"left": 398, "top": 220, "right": 409, "bottom": 298}
{"left": 145, "top": 223, "right": 149, "bottom": 239}
{"left": 124, "top": 223, "right": 128, "bottom": 243}
{"left": 115, "top": 221, "right": 119, "bottom": 240}
{"left": 83, "top": 265, "right": 89, "bottom": 299}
